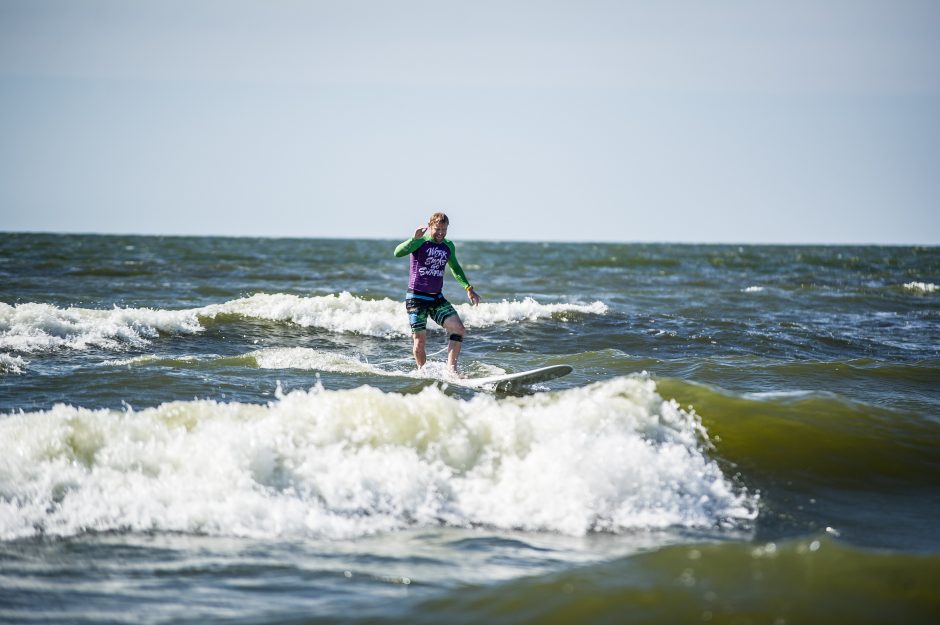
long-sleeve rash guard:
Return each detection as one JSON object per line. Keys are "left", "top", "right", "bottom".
{"left": 394, "top": 235, "right": 472, "bottom": 294}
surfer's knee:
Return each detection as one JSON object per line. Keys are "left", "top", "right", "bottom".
{"left": 446, "top": 317, "right": 465, "bottom": 335}
{"left": 447, "top": 321, "right": 465, "bottom": 342}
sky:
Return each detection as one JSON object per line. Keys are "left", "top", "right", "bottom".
{"left": 1, "top": 0, "right": 938, "bottom": 244}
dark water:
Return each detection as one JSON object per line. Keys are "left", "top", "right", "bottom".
{"left": 1, "top": 233, "right": 939, "bottom": 624}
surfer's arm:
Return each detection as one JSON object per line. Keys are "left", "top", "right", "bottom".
{"left": 444, "top": 240, "right": 471, "bottom": 289}
{"left": 394, "top": 237, "right": 426, "bottom": 257}
{"left": 445, "top": 240, "right": 480, "bottom": 304}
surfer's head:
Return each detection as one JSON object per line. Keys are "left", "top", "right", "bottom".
{"left": 428, "top": 212, "right": 449, "bottom": 226}
{"left": 427, "top": 213, "right": 449, "bottom": 242}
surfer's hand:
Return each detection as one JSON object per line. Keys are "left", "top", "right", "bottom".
{"left": 467, "top": 287, "right": 481, "bottom": 306}
{"left": 413, "top": 226, "right": 427, "bottom": 239}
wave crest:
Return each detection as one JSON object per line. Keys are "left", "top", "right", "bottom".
{"left": 0, "top": 353, "right": 27, "bottom": 375}
{"left": 0, "top": 375, "right": 754, "bottom": 540}
{"left": 0, "top": 302, "right": 202, "bottom": 353}
{"left": 0, "top": 294, "right": 608, "bottom": 353}
{"left": 904, "top": 282, "right": 937, "bottom": 293}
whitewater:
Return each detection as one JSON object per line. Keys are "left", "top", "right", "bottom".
{"left": 0, "top": 376, "right": 753, "bottom": 541}
{"left": 0, "top": 292, "right": 606, "bottom": 363}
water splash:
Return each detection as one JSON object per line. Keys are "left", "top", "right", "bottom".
{"left": 0, "top": 375, "right": 755, "bottom": 540}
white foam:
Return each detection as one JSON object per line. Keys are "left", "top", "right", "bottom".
{"left": 0, "top": 375, "right": 755, "bottom": 540}
{"left": 249, "top": 347, "right": 385, "bottom": 376}
{"left": 250, "top": 347, "right": 510, "bottom": 384}
{"left": 201, "top": 292, "right": 407, "bottom": 338}
{"left": 458, "top": 297, "right": 608, "bottom": 327}
{"left": 0, "top": 353, "right": 27, "bottom": 375}
{"left": 203, "top": 293, "right": 607, "bottom": 338}
{"left": 0, "top": 293, "right": 609, "bottom": 352}
{"left": 903, "top": 282, "right": 937, "bottom": 293}
{"left": 742, "top": 286, "right": 765, "bottom": 293}
{"left": 0, "top": 302, "right": 202, "bottom": 353}
{"left": 104, "top": 354, "right": 202, "bottom": 367}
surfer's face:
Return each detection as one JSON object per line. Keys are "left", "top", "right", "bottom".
{"left": 427, "top": 221, "right": 448, "bottom": 242}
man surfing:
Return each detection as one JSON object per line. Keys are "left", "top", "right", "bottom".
{"left": 394, "top": 212, "right": 481, "bottom": 375}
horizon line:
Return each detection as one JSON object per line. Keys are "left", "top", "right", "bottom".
{"left": 2, "top": 229, "right": 938, "bottom": 248}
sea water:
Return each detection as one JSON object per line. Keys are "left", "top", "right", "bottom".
{"left": 1, "top": 234, "right": 938, "bottom": 623}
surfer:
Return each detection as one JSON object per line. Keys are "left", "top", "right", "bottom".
{"left": 394, "top": 212, "right": 481, "bottom": 375}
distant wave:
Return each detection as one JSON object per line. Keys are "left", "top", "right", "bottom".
{"left": 904, "top": 282, "right": 937, "bottom": 293}
{"left": 0, "top": 293, "right": 609, "bottom": 354}
{"left": 0, "top": 301, "right": 202, "bottom": 353}
{"left": 574, "top": 255, "right": 681, "bottom": 269}
{"left": 0, "top": 375, "right": 754, "bottom": 540}
{"left": 200, "top": 292, "right": 406, "bottom": 338}
{"left": 201, "top": 292, "right": 607, "bottom": 337}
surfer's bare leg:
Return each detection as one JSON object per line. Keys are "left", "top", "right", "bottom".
{"left": 443, "top": 316, "right": 466, "bottom": 374}
{"left": 412, "top": 331, "right": 427, "bottom": 369}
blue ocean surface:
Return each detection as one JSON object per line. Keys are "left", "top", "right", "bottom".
{"left": 1, "top": 233, "right": 939, "bottom": 624}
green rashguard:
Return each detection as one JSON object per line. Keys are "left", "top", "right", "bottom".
{"left": 394, "top": 235, "right": 472, "bottom": 293}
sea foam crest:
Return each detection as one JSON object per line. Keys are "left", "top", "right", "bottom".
{"left": 201, "top": 292, "right": 405, "bottom": 337}
{"left": 249, "top": 347, "right": 383, "bottom": 375}
{"left": 203, "top": 293, "right": 607, "bottom": 338}
{"left": 0, "top": 375, "right": 755, "bottom": 540}
{"left": 904, "top": 282, "right": 937, "bottom": 293}
{"left": 0, "top": 302, "right": 202, "bottom": 353}
{"left": 459, "top": 297, "right": 608, "bottom": 327}
{"left": 0, "top": 353, "right": 27, "bottom": 375}
{"left": 0, "top": 294, "right": 608, "bottom": 352}
{"left": 245, "top": 347, "right": 504, "bottom": 381}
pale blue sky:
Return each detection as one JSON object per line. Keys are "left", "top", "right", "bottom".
{"left": 1, "top": 0, "right": 938, "bottom": 244}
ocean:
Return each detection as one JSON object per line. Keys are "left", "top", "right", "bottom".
{"left": 1, "top": 232, "right": 938, "bottom": 624}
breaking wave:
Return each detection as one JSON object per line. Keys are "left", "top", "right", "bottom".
{"left": 903, "top": 282, "right": 937, "bottom": 293}
{"left": 0, "top": 375, "right": 754, "bottom": 540}
{"left": 0, "top": 293, "right": 608, "bottom": 354}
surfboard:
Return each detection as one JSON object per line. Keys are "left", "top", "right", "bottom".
{"left": 465, "top": 364, "right": 573, "bottom": 392}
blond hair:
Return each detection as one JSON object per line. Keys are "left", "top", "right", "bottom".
{"left": 428, "top": 212, "right": 449, "bottom": 226}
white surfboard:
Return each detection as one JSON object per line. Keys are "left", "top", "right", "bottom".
{"left": 464, "top": 364, "right": 573, "bottom": 392}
